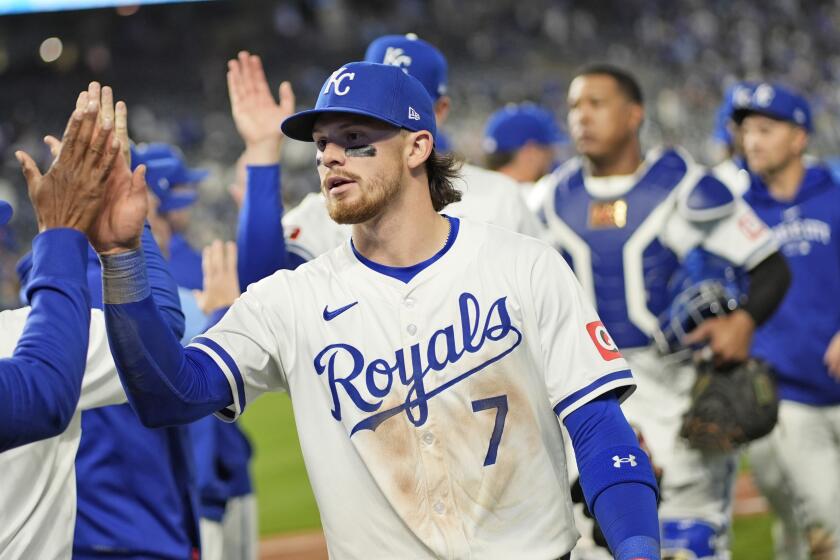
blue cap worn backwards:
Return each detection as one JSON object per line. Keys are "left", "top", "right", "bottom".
{"left": 0, "top": 200, "right": 11, "bottom": 226}
{"left": 732, "top": 83, "right": 812, "bottom": 132}
{"left": 130, "top": 143, "right": 209, "bottom": 212}
{"left": 281, "top": 62, "right": 437, "bottom": 142}
{"left": 364, "top": 34, "right": 448, "bottom": 100}
{"left": 482, "top": 104, "right": 566, "bottom": 154}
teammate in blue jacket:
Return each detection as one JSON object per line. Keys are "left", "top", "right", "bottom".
{"left": 735, "top": 83, "right": 840, "bottom": 560}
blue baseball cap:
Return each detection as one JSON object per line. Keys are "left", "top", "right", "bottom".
{"left": 281, "top": 62, "right": 437, "bottom": 142}
{"left": 732, "top": 83, "right": 812, "bottom": 132}
{"left": 364, "top": 34, "right": 448, "bottom": 100}
{"left": 712, "top": 82, "right": 756, "bottom": 145}
{"left": 0, "top": 200, "right": 11, "bottom": 226}
{"left": 131, "top": 143, "right": 208, "bottom": 212}
{"left": 482, "top": 104, "right": 566, "bottom": 154}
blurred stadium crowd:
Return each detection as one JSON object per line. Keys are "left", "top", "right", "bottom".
{"left": 0, "top": 0, "right": 838, "bottom": 310}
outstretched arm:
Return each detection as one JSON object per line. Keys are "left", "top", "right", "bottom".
{"left": 1, "top": 86, "right": 120, "bottom": 451}
{"left": 227, "top": 50, "right": 296, "bottom": 287}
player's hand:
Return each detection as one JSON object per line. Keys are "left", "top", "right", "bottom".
{"left": 87, "top": 94, "right": 148, "bottom": 255}
{"left": 684, "top": 309, "right": 756, "bottom": 366}
{"left": 15, "top": 91, "right": 120, "bottom": 233}
{"left": 824, "top": 331, "right": 840, "bottom": 381}
{"left": 227, "top": 50, "right": 295, "bottom": 165}
{"left": 194, "top": 240, "right": 241, "bottom": 314}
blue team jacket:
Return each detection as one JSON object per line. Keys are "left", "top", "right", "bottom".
{"left": 744, "top": 165, "right": 840, "bottom": 405}
{"left": 73, "top": 239, "right": 201, "bottom": 559}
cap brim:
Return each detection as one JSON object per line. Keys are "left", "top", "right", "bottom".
{"left": 172, "top": 168, "right": 209, "bottom": 185}
{"left": 160, "top": 191, "right": 199, "bottom": 212}
{"left": 0, "top": 201, "right": 12, "bottom": 226}
{"left": 732, "top": 108, "right": 802, "bottom": 128}
{"left": 281, "top": 107, "right": 406, "bottom": 142}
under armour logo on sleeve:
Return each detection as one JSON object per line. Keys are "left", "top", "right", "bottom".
{"left": 613, "top": 454, "right": 637, "bottom": 468}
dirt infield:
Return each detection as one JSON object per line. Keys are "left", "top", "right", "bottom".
{"left": 260, "top": 531, "right": 328, "bottom": 560}
{"left": 258, "top": 472, "right": 769, "bottom": 559}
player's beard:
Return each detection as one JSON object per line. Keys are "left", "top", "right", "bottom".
{"left": 324, "top": 165, "right": 403, "bottom": 224}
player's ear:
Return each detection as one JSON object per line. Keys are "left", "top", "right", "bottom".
{"left": 405, "top": 130, "right": 434, "bottom": 171}
{"left": 627, "top": 103, "right": 644, "bottom": 131}
{"left": 434, "top": 96, "right": 451, "bottom": 125}
{"left": 792, "top": 126, "right": 808, "bottom": 156}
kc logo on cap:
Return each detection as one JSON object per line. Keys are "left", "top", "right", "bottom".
{"left": 281, "top": 61, "right": 437, "bottom": 143}
{"left": 323, "top": 67, "right": 356, "bottom": 96}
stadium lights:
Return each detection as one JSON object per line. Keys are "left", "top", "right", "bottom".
{"left": 39, "top": 37, "right": 62, "bottom": 63}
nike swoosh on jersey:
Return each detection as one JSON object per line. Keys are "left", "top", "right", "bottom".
{"left": 323, "top": 301, "right": 359, "bottom": 321}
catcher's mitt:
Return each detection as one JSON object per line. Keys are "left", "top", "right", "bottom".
{"left": 680, "top": 358, "right": 779, "bottom": 452}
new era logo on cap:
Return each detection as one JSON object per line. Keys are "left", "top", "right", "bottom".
{"left": 281, "top": 62, "right": 437, "bottom": 142}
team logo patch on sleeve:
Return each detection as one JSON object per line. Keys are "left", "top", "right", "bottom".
{"left": 586, "top": 321, "right": 622, "bottom": 361}
{"left": 737, "top": 213, "right": 767, "bottom": 240}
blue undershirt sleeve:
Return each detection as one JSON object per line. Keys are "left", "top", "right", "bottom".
{"left": 0, "top": 229, "right": 91, "bottom": 451}
{"left": 141, "top": 222, "right": 185, "bottom": 339}
{"left": 564, "top": 393, "right": 661, "bottom": 560}
{"left": 102, "top": 250, "right": 232, "bottom": 428}
{"left": 236, "top": 164, "right": 287, "bottom": 290}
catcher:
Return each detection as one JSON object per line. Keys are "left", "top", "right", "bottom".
{"left": 656, "top": 248, "right": 784, "bottom": 452}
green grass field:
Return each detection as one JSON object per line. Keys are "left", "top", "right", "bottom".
{"left": 240, "top": 392, "right": 774, "bottom": 558}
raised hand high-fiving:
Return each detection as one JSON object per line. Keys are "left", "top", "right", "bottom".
{"left": 227, "top": 50, "right": 296, "bottom": 165}
{"left": 15, "top": 88, "right": 120, "bottom": 233}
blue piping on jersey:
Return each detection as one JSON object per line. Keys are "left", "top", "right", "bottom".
{"left": 553, "top": 369, "right": 634, "bottom": 418}
{"left": 350, "top": 216, "right": 459, "bottom": 283}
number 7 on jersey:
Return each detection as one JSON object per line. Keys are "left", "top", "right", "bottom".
{"left": 471, "top": 395, "right": 508, "bottom": 467}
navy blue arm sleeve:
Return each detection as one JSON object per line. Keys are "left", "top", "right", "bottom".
{"left": 0, "top": 229, "right": 91, "bottom": 451}
{"left": 564, "top": 393, "right": 661, "bottom": 559}
{"left": 105, "top": 292, "right": 233, "bottom": 428}
{"left": 236, "top": 164, "right": 288, "bottom": 290}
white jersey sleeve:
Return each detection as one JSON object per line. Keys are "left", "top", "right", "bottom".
{"left": 661, "top": 194, "right": 777, "bottom": 270}
{"left": 0, "top": 307, "right": 126, "bottom": 412}
{"left": 526, "top": 246, "right": 636, "bottom": 419}
{"left": 445, "top": 163, "right": 547, "bottom": 239}
{"left": 282, "top": 192, "right": 350, "bottom": 261}
{"left": 76, "top": 309, "right": 127, "bottom": 410}
{"left": 188, "top": 274, "right": 292, "bottom": 419}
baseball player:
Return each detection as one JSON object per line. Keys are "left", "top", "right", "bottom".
{"left": 534, "top": 65, "right": 790, "bottom": 558}
{"left": 711, "top": 81, "right": 809, "bottom": 560}
{"left": 25, "top": 93, "right": 203, "bottom": 560}
{"left": 229, "top": 36, "right": 544, "bottom": 277}
{"left": 735, "top": 83, "right": 840, "bottom": 560}
{"left": 481, "top": 103, "right": 568, "bottom": 206}
{"left": 0, "top": 93, "right": 119, "bottom": 453}
{"left": 3, "top": 84, "right": 187, "bottom": 559}
{"left": 93, "top": 62, "right": 661, "bottom": 560}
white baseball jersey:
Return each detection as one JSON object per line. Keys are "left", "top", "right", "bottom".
{"left": 282, "top": 163, "right": 546, "bottom": 263}
{"left": 191, "top": 218, "right": 635, "bottom": 559}
{"left": 0, "top": 308, "right": 125, "bottom": 560}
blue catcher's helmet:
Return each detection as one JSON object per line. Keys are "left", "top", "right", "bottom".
{"left": 654, "top": 248, "right": 747, "bottom": 355}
